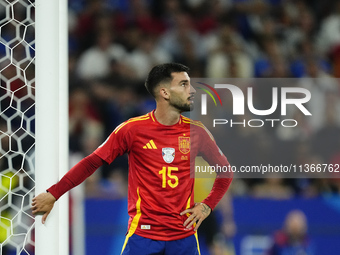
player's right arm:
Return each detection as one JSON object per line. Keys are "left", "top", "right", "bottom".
{"left": 31, "top": 153, "right": 105, "bottom": 223}
{"left": 31, "top": 192, "right": 56, "bottom": 224}
{"left": 31, "top": 120, "right": 132, "bottom": 224}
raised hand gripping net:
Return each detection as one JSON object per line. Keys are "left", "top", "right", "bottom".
{"left": 0, "top": 0, "right": 35, "bottom": 254}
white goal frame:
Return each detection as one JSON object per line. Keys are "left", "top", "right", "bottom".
{"left": 35, "top": 0, "right": 69, "bottom": 255}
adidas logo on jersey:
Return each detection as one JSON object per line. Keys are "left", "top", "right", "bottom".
{"left": 143, "top": 140, "right": 157, "bottom": 149}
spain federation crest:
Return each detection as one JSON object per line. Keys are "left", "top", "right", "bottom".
{"left": 162, "top": 148, "right": 175, "bottom": 163}
{"left": 178, "top": 136, "right": 190, "bottom": 154}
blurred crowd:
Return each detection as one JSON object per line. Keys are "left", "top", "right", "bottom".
{"left": 61, "top": 0, "right": 340, "bottom": 200}
{"left": 3, "top": 0, "right": 340, "bottom": 210}
{"left": 1, "top": 0, "right": 340, "bottom": 254}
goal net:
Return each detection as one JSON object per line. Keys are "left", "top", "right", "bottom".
{"left": 0, "top": 0, "right": 35, "bottom": 254}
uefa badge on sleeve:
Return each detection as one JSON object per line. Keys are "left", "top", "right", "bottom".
{"left": 162, "top": 148, "right": 175, "bottom": 163}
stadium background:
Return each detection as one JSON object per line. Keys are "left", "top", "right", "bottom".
{"left": 2, "top": 0, "right": 340, "bottom": 254}
{"left": 65, "top": 0, "right": 340, "bottom": 254}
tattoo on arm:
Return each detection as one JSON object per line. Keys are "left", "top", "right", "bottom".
{"left": 200, "top": 203, "right": 211, "bottom": 216}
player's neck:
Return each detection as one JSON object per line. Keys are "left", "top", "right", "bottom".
{"left": 154, "top": 105, "right": 181, "bottom": 126}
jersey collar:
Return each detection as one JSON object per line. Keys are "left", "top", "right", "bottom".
{"left": 150, "top": 110, "right": 182, "bottom": 126}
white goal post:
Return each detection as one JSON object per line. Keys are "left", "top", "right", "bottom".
{"left": 0, "top": 0, "right": 69, "bottom": 254}
{"left": 36, "top": 0, "right": 69, "bottom": 255}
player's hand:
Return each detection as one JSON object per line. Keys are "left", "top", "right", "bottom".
{"left": 31, "top": 192, "right": 56, "bottom": 224}
{"left": 180, "top": 202, "right": 211, "bottom": 231}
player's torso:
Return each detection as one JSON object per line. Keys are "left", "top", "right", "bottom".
{"left": 131, "top": 123, "right": 192, "bottom": 178}
{"left": 125, "top": 115, "right": 200, "bottom": 240}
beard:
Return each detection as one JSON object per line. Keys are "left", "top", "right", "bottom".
{"left": 169, "top": 96, "right": 194, "bottom": 112}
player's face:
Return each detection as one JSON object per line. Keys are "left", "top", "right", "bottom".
{"left": 168, "top": 72, "right": 196, "bottom": 112}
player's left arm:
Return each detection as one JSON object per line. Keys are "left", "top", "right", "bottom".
{"left": 181, "top": 124, "right": 233, "bottom": 231}
{"left": 180, "top": 202, "right": 212, "bottom": 231}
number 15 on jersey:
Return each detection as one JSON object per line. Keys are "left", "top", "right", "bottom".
{"left": 159, "top": 167, "right": 179, "bottom": 188}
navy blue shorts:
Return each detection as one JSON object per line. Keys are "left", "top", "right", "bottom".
{"left": 121, "top": 233, "right": 201, "bottom": 255}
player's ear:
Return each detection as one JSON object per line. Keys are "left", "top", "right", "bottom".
{"left": 159, "top": 87, "right": 170, "bottom": 100}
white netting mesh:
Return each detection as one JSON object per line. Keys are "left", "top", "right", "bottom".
{"left": 0, "top": 0, "right": 35, "bottom": 254}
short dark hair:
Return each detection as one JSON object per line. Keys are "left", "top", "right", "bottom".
{"left": 145, "top": 63, "right": 189, "bottom": 98}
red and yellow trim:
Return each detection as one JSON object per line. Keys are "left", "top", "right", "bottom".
{"left": 194, "top": 232, "right": 201, "bottom": 255}
{"left": 120, "top": 187, "right": 142, "bottom": 254}
{"left": 115, "top": 116, "right": 149, "bottom": 134}
{"left": 186, "top": 195, "right": 201, "bottom": 255}
{"left": 185, "top": 195, "right": 192, "bottom": 217}
{"left": 182, "top": 118, "right": 214, "bottom": 141}
{"left": 185, "top": 195, "right": 197, "bottom": 229}
{"left": 150, "top": 111, "right": 155, "bottom": 122}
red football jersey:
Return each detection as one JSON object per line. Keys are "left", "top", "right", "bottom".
{"left": 94, "top": 110, "right": 230, "bottom": 241}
